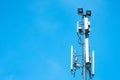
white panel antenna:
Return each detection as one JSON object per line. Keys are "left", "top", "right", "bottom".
{"left": 70, "top": 45, "right": 74, "bottom": 71}
{"left": 92, "top": 50, "right": 95, "bottom": 76}
{"left": 84, "top": 17, "right": 90, "bottom": 64}
{"left": 77, "top": 21, "right": 82, "bottom": 33}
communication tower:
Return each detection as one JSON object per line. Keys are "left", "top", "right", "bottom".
{"left": 70, "top": 8, "right": 95, "bottom": 80}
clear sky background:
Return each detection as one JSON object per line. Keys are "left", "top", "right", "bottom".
{"left": 0, "top": 0, "right": 120, "bottom": 80}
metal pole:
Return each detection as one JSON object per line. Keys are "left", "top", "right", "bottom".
{"left": 83, "top": 16, "right": 90, "bottom": 80}
{"left": 83, "top": 16, "right": 86, "bottom": 80}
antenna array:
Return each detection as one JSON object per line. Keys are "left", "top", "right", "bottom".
{"left": 70, "top": 8, "right": 95, "bottom": 80}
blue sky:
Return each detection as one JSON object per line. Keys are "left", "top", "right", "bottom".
{"left": 0, "top": 0, "right": 120, "bottom": 80}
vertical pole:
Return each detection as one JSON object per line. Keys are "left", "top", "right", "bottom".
{"left": 84, "top": 16, "right": 90, "bottom": 64}
{"left": 83, "top": 16, "right": 90, "bottom": 80}
{"left": 83, "top": 16, "right": 86, "bottom": 80}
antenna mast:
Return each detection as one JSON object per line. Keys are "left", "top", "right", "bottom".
{"left": 70, "top": 8, "right": 95, "bottom": 80}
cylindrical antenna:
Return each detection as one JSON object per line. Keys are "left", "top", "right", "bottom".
{"left": 70, "top": 45, "right": 74, "bottom": 71}
{"left": 92, "top": 50, "right": 95, "bottom": 76}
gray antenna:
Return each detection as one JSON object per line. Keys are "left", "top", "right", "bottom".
{"left": 70, "top": 8, "right": 95, "bottom": 80}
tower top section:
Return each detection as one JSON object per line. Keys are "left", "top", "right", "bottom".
{"left": 78, "top": 8, "right": 91, "bottom": 17}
